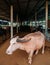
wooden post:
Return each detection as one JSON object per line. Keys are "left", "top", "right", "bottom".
{"left": 45, "top": 0, "right": 48, "bottom": 34}
{"left": 10, "top": 5, "right": 13, "bottom": 38}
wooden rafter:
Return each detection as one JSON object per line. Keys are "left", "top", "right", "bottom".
{"left": 37, "top": 0, "right": 45, "bottom": 12}
{"left": 25, "top": 0, "right": 31, "bottom": 15}
{"left": 4, "top": 0, "right": 10, "bottom": 7}
{"left": 28, "top": 0, "right": 40, "bottom": 17}
{"left": 16, "top": 0, "right": 21, "bottom": 13}
{"left": 0, "top": 7, "right": 9, "bottom": 14}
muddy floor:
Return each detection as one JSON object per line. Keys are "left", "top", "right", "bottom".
{"left": 0, "top": 32, "right": 50, "bottom": 65}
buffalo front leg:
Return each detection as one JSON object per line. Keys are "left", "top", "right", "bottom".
{"left": 35, "top": 50, "right": 39, "bottom": 55}
{"left": 28, "top": 51, "right": 34, "bottom": 64}
{"left": 42, "top": 44, "right": 45, "bottom": 54}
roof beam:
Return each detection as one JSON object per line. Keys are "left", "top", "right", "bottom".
{"left": 25, "top": 0, "right": 31, "bottom": 15}
{"left": 0, "top": 11, "right": 9, "bottom": 16}
{"left": 29, "top": 0, "right": 40, "bottom": 15}
{"left": 14, "top": 0, "right": 21, "bottom": 17}
{"left": 16, "top": 0, "right": 21, "bottom": 13}
{"left": 0, "top": 15, "right": 10, "bottom": 20}
{"left": 37, "top": 0, "right": 45, "bottom": 12}
{"left": 0, "top": 7, "right": 9, "bottom": 14}
{"left": 28, "top": 0, "right": 45, "bottom": 20}
{"left": 37, "top": 6, "right": 45, "bottom": 14}
{"left": 4, "top": 0, "right": 10, "bottom": 7}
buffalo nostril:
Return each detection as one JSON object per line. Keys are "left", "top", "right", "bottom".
{"left": 6, "top": 50, "right": 12, "bottom": 55}
{"left": 6, "top": 51, "right": 10, "bottom": 54}
{"left": 7, "top": 51, "right": 10, "bottom": 53}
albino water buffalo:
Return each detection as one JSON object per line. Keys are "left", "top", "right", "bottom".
{"left": 6, "top": 31, "right": 45, "bottom": 64}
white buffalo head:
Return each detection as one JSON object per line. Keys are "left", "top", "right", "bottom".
{"left": 6, "top": 36, "right": 20, "bottom": 55}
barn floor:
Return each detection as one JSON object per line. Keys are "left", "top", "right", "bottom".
{"left": 0, "top": 32, "right": 50, "bottom": 65}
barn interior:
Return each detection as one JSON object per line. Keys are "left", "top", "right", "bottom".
{"left": 0, "top": 0, "right": 50, "bottom": 65}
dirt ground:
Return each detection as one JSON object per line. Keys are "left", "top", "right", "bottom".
{"left": 0, "top": 32, "right": 50, "bottom": 65}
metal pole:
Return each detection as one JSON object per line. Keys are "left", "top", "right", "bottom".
{"left": 16, "top": 15, "right": 18, "bottom": 33}
{"left": 35, "top": 12, "right": 37, "bottom": 27}
{"left": 35, "top": 12, "right": 37, "bottom": 28}
{"left": 10, "top": 5, "right": 13, "bottom": 38}
{"left": 45, "top": 0, "right": 48, "bottom": 34}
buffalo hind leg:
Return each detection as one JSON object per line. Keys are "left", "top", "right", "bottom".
{"left": 28, "top": 51, "right": 34, "bottom": 64}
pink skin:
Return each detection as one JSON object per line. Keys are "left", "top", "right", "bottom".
{"left": 6, "top": 31, "right": 45, "bottom": 64}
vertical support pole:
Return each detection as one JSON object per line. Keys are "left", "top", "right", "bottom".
{"left": 30, "top": 21, "right": 31, "bottom": 26}
{"left": 10, "top": 5, "right": 13, "bottom": 38}
{"left": 16, "top": 15, "right": 18, "bottom": 33}
{"left": 45, "top": 0, "right": 48, "bottom": 34}
{"left": 35, "top": 12, "right": 37, "bottom": 27}
{"left": 30, "top": 21, "right": 32, "bottom": 32}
